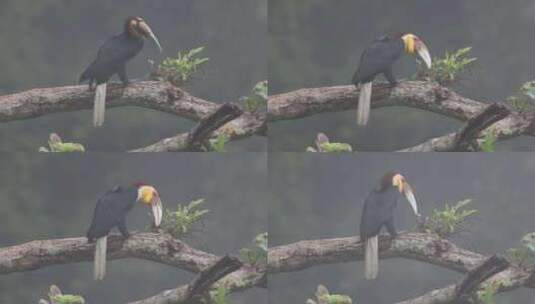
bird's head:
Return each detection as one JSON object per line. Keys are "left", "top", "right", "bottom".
{"left": 125, "top": 17, "right": 163, "bottom": 53}
{"left": 401, "top": 33, "right": 432, "bottom": 69}
{"left": 135, "top": 183, "right": 163, "bottom": 227}
{"left": 383, "top": 172, "right": 420, "bottom": 217}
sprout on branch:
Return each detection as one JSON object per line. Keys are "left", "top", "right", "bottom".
{"left": 506, "top": 80, "right": 535, "bottom": 113}
{"left": 241, "top": 80, "right": 268, "bottom": 113}
{"left": 239, "top": 232, "right": 267, "bottom": 267}
{"left": 39, "top": 133, "right": 85, "bottom": 153}
{"left": 306, "top": 133, "right": 353, "bottom": 153}
{"left": 416, "top": 47, "right": 476, "bottom": 85}
{"left": 420, "top": 199, "right": 477, "bottom": 238}
{"left": 306, "top": 285, "right": 352, "bottom": 304}
{"left": 39, "top": 285, "right": 85, "bottom": 304}
{"left": 160, "top": 199, "right": 209, "bottom": 238}
{"left": 151, "top": 47, "right": 209, "bottom": 86}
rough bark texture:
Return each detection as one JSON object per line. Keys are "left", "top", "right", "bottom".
{"left": 268, "top": 81, "right": 535, "bottom": 151}
{"left": 269, "top": 233, "right": 535, "bottom": 304}
{"left": 0, "top": 232, "right": 265, "bottom": 304}
{"left": 0, "top": 81, "right": 265, "bottom": 152}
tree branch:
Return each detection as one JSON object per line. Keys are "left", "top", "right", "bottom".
{"left": 268, "top": 233, "right": 535, "bottom": 304}
{"left": 454, "top": 254, "right": 509, "bottom": 303}
{"left": 0, "top": 81, "right": 265, "bottom": 151}
{"left": 1, "top": 232, "right": 265, "bottom": 304}
{"left": 0, "top": 232, "right": 216, "bottom": 274}
{"left": 269, "top": 82, "right": 535, "bottom": 151}
{"left": 184, "top": 255, "right": 243, "bottom": 302}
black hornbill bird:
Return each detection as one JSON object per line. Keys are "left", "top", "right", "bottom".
{"left": 359, "top": 172, "right": 420, "bottom": 279}
{"left": 86, "top": 183, "right": 163, "bottom": 280}
{"left": 79, "top": 16, "right": 162, "bottom": 127}
{"left": 352, "top": 33, "right": 432, "bottom": 125}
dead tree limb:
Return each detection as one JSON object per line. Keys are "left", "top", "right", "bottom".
{"left": 268, "top": 81, "right": 535, "bottom": 151}
{"left": 184, "top": 255, "right": 243, "bottom": 303}
{"left": 0, "top": 81, "right": 265, "bottom": 151}
{"left": 454, "top": 255, "right": 510, "bottom": 303}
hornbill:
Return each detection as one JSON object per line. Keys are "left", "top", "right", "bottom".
{"left": 79, "top": 16, "right": 162, "bottom": 127}
{"left": 352, "top": 33, "right": 432, "bottom": 125}
{"left": 86, "top": 183, "right": 163, "bottom": 280}
{"left": 359, "top": 172, "right": 420, "bottom": 280}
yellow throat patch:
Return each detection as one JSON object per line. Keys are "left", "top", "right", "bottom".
{"left": 401, "top": 34, "right": 415, "bottom": 54}
{"left": 138, "top": 186, "right": 154, "bottom": 205}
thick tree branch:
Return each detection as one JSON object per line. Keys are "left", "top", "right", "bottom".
{"left": 269, "top": 233, "right": 535, "bottom": 304}
{"left": 0, "top": 81, "right": 265, "bottom": 151}
{"left": 1, "top": 232, "right": 265, "bottom": 304}
{"left": 0, "top": 232, "right": 217, "bottom": 274}
{"left": 269, "top": 82, "right": 535, "bottom": 151}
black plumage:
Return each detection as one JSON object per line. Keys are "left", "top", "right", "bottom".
{"left": 352, "top": 34, "right": 404, "bottom": 87}
{"left": 79, "top": 22, "right": 144, "bottom": 88}
{"left": 79, "top": 16, "right": 162, "bottom": 127}
{"left": 359, "top": 173, "right": 401, "bottom": 241}
{"left": 86, "top": 185, "right": 137, "bottom": 242}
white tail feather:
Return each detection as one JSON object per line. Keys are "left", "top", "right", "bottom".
{"left": 94, "top": 236, "right": 107, "bottom": 280}
{"left": 93, "top": 83, "right": 107, "bottom": 127}
{"left": 365, "top": 236, "right": 378, "bottom": 280}
{"left": 357, "top": 82, "right": 372, "bottom": 125}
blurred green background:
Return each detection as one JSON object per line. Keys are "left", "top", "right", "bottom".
{"left": 269, "top": 0, "right": 535, "bottom": 151}
{"left": 0, "top": 153, "right": 267, "bottom": 303}
{"left": 0, "top": 0, "right": 266, "bottom": 152}
{"left": 269, "top": 153, "right": 535, "bottom": 303}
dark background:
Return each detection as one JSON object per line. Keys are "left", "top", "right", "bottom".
{"left": 0, "top": 153, "right": 267, "bottom": 304}
{"left": 269, "top": 153, "right": 535, "bottom": 303}
{"left": 0, "top": 0, "right": 266, "bottom": 152}
{"left": 269, "top": 0, "right": 535, "bottom": 151}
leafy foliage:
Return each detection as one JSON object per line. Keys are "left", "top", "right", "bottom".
{"left": 39, "top": 285, "right": 85, "bottom": 304}
{"left": 39, "top": 133, "right": 85, "bottom": 153}
{"left": 241, "top": 80, "right": 268, "bottom": 113}
{"left": 306, "top": 133, "right": 353, "bottom": 152}
{"left": 239, "top": 232, "right": 267, "bottom": 267}
{"left": 473, "top": 281, "right": 501, "bottom": 304}
{"left": 152, "top": 47, "right": 209, "bottom": 86}
{"left": 417, "top": 47, "right": 476, "bottom": 85}
{"left": 506, "top": 232, "right": 535, "bottom": 268}
{"left": 306, "top": 285, "right": 353, "bottom": 304}
{"left": 209, "top": 286, "right": 233, "bottom": 304}
{"left": 209, "top": 134, "right": 229, "bottom": 152}
{"left": 506, "top": 80, "right": 535, "bottom": 112}
{"left": 161, "top": 199, "right": 209, "bottom": 238}
{"left": 479, "top": 132, "right": 496, "bottom": 152}
{"left": 421, "top": 199, "right": 477, "bottom": 238}
{"left": 51, "top": 295, "right": 86, "bottom": 304}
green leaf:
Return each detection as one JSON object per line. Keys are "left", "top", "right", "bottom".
{"left": 160, "top": 199, "right": 209, "bottom": 238}
{"left": 51, "top": 295, "right": 85, "bottom": 304}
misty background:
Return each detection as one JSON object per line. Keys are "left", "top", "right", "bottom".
{"left": 0, "top": 0, "right": 266, "bottom": 152}
{"left": 269, "top": 0, "right": 535, "bottom": 151}
{"left": 269, "top": 153, "right": 535, "bottom": 303}
{"left": 0, "top": 153, "right": 267, "bottom": 303}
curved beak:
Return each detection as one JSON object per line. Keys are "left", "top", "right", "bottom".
{"left": 151, "top": 196, "right": 163, "bottom": 227}
{"left": 415, "top": 40, "right": 432, "bottom": 69}
{"left": 139, "top": 22, "right": 163, "bottom": 53}
{"left": 401, "top": 182, "right": 420, "bottom": 217}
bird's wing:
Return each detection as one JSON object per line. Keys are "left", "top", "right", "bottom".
{"left": 353, "top": 39, "right": 403, "bottom": 84}
{"left": 359, "top": 190, "right": 398, "bottom": 238}
{"left": 87, "top": 188, "right": 136, "bottom": 238}
{"left": 95, "top": 34, "right": 142, "bottom": 66}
